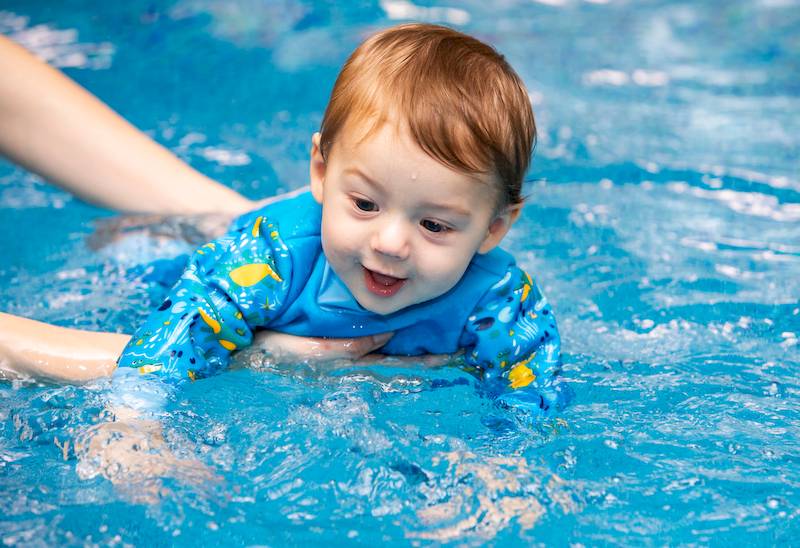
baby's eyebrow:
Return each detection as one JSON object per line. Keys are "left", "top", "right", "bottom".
{"left": 344, "top": 167, "right": 382, "bottom": 190}
{"left": 422, "top": 201, "right": 471, "bottom": 219}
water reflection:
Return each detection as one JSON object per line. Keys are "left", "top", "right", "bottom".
{"left": 1, "top": 0, "right": 800, "bottom": 543}
{"left": 0, "top": 12, "right": 114, "bottom": 69}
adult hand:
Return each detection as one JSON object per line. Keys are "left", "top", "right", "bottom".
{"left": 87, "top": 186, "right": 313, "bottom": 250}
{"left": 88, "top": 211, "right": 234, "bottom": 250}
{"left": 245, "top": 330, "right": 394, "bottom": 363}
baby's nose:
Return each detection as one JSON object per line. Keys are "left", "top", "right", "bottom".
{"left": 371, "top": 219, "right": 410, "bottom": 260}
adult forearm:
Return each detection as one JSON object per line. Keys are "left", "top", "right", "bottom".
{"left": 0, "top": 35, "right": 254, "bottom": 215}
{"left": 0, "top": 313, "right": 127, "bottom": 382}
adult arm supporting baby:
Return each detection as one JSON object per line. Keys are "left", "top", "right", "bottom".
{"left": 458, "top": 267, "right": 563, "bottom": 414}
{"left": 0, "top": 34, "right": 253, "bottom": 215}
{"left": 0, "top": 313, "right": 127, "bottom": 382}
{"left": 0, "top": 312, "right": 391, "bottom": 382}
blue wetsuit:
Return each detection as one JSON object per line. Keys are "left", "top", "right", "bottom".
{"left": 117, "top": 191, "right": 562, "bottom": 411}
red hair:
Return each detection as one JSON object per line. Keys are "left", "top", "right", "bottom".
{"left": 319, "top": 23, "right": 536, "bottom": 206}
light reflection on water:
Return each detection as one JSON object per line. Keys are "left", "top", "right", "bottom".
{"left": 1, "top": 0, "right": 799, "bottom": 544}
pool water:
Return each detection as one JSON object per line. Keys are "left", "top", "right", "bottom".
{"left": 1, "top": 0, "right": 799, "bottom": 544}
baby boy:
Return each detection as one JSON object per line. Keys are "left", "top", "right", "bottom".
{"left": 117, "top": 23, "right": 562, "bottom": 412}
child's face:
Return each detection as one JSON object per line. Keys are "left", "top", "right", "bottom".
{"left": 309, "top": 120, "right": 519, "bottom": 315}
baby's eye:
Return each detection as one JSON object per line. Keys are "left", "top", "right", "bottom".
{"left": 421, "top": 219, "right": 449, "bottom": 233}
{"left": 354, "top": 198, "right": 378, "bottom": 212}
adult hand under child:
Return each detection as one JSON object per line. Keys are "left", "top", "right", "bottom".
{"left": 88, "top": 211, "right": 235, "bottom": 250}
{"left": 88, "top": 187, "right": 313, "bottom": 250}
{"left": 247, "top": 330, "right": 394, "bottom": 363}
{"left": 0, "top": 313, "right": 394, "bottom": 383}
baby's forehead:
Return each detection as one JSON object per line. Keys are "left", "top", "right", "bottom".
{"left": 327, "top": 120, "right": 502, "bottom": 212}
{"left": 340, "top": 113, "right": 498, "bottom": 171}
{"left": 335, "top": 116, "right": 498, "bottom": 182}
{"left": 335, "top": 110, "right": 403, "bottom": 148}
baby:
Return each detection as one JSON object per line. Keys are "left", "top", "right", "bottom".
{"left": 117, "top": 23, "right": 562, "bottom": 412}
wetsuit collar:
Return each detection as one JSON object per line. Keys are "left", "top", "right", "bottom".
{"left": 317, "top": 261, "right": 369, "bottom": 314}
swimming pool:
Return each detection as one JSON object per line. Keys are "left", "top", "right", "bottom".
{"left": 1, "top": 0, "right": 799, "bottom": 544}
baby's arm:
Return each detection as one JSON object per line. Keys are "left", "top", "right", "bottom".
{"left": 117, "top": 214, "right": 295, "bottom": 380}
{"left": 459, "top": 268, "right": 562, "bottom": 413}
{"left": 0, "top": 35, "right": 253, "bottom": 215}
{"left": 0, "top": 313, "right": 126, "bottom": 382}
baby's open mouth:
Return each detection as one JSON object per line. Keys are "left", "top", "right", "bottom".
{"left": 363, "top": 267, "right": 407, "bottom": 297}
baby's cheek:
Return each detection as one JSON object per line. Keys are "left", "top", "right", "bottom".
{"left": 420, "top": 251, "right": 470, "bottom": 291}
{"left": 334, "top": 229, "right": 361, "bottom": 257}
{"left": 323, "top": 218, "right": 356, "bottom": 252}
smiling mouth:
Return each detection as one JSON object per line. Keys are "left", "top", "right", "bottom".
{"left": 363, "top": 267, "right": 407, "bottom": 297}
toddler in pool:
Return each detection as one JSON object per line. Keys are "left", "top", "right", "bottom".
{"left": 116, "top": 23, "right": 562, "bottom": 412}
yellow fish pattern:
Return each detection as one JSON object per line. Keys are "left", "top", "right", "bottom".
{"left": 461, "top": 268, "right": 561, "bottom": 412}
{"left": 118, "top": 215, "right": 291, "bottom": 380}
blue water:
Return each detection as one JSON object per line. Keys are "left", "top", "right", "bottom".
{"left": 1, "top": 0, "right": 799, "bottom": 544}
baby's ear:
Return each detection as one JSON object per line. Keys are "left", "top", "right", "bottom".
{"left": 478, "top": 203, "right": 522, "bottom": 254}
{"left": 309, "top": 132, "right": 326, "bottom": 204}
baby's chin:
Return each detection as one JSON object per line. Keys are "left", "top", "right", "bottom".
{"left": 352, "top": 285, "right": 454, "bottom": 316}
{"left": 352, "top": 292, "right": 407, "bottom": 316}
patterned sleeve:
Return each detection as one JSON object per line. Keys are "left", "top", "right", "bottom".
{"left": 458, "top": 266, "right": 562, "bottom": 413}
{"left": 116, "top": 214, "right": 292, "bottom": 382}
